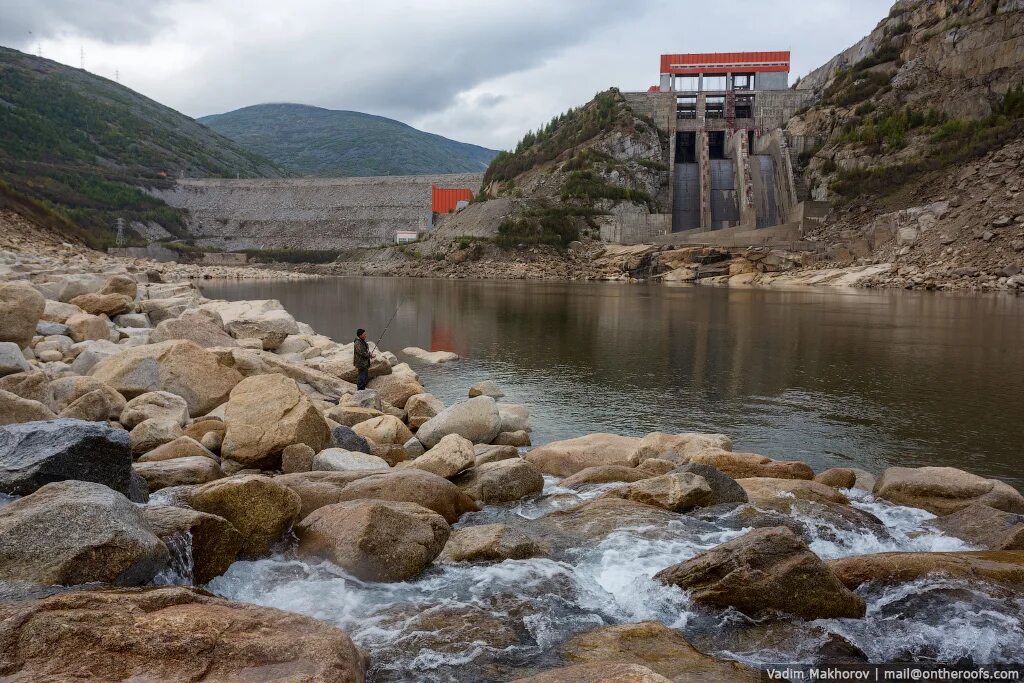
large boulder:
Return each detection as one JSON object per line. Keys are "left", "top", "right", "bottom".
{"left": 738, "top": 477, "right": 849, "bottom": 506}
{"left": 329, "top": 468, "right": 479, "bottom": 523}
{"left": 65, "top": 312, "right": 110, "bottom": 342}
{"left": 352, "top": 414, "right": 413, "bottom": 446}
{"left": 130, "top": 418, "right": 183, "bottom": 455}
{"left": 142, "top": 506, "right": 242, "bottom": 584}
{"left": 416, "top": 396, "right": 502, "bottom": 448}
{"left": 366, "top": 373, "right": 426, "bottom": 408}
{"left": 815, "top": 467, "right": 858, "bottom": 489}
{"left": 68, "top": 292, "right": 134, "bottom": 317}
{"left": 312, "top": 448, "right": 390, "bottom": 472}
{"left": 296, "top": 499, "right": 450, "bottom": 581}
{"left": 453, "top": 458, "right": 545, "bottom": 504}
{"left": 410, "top": 433, "right": 476, "bottom": 478}
{"left": 137, "top": 436, "right": 217, "bottom": 462}
{"left": 0, "top": 389, "right": 56, "bottom": 425}
{"left": 0, "top": 587, "right": 367, "bottom": 682}
{"left": 439, "top": 523, "right": 544, "bottom": 563}
{"left": 199, "top": 299, "right": 299, "bottom": 350}
{"left": 673, "top": 463, "right": 748, "bottom": 504}
{"left": 535, "top": 497, "right": 682, "bottom": 546}
{"left": 312, "top": 354, "right": 391, "bottom": 383}
{"left": 41, "top": 299, "right": 82, "bottom": 323}
{"left": 99, "top": 273, "right": 138, "bottom": 298}
{"left": 526, "top": 433, "right": 639, "bottom": 477}
{"left": 509, "top": 663, "right": 671, "bottom": 683}
{"left": 654, "top": 526, "right": 865, "bottom": 619}
{"left": 0, "top": 370, "right": 52, "bottom": 406}
{"left": 497, "top": 403, "right": 531, "bottom": 433}
{"left": 0, "top": 419, "right": 136, "bottom": 497}
{"left": 561, "top": 465, "right": 652, "bottom": 488}
{"left": 120, "top": 390, "right": 190, "bottom": 429}
{"left": 149, "top": 312, "right": 238, "bottom": 348}
{"left": 0, "top": 480, "right": 168, "bottom": 586}
{"left": 282, "top": 442, "right": 316, "bottom": 473}
{"left": 0, "top": 343, "right": 30, "bottom": 378}
{"left": 189, "top": 475, "right": 302, "bottom": 557}
{"left": 468, "top": 379, "right": 504, "bottom": 398}
{"left": 873, "top": 466, "right": 1024, "bottom": 514}
{"left": 629, "top": 431, "right": 732, "bottom": 465}
{"left": 331, "top": 424, "right": 372, "bottom": 453}
{"left": 89, "top": 340, "right": 242, "bottom": 415}
{"left": 402, "top": 346, "right": 459, "bottom": 363}
{"left": 603, "top": 473, "right": 714, "bottom": 512}
{"left": 560, "top": 621, "right": 762, "bottom": 683}
{"left": 0, "top": 281, "right": 45, "bottom": 347}
{"left": 220, "top": 374, "right": 332, "bottom": 470}
{"left": 928, "top": 503, "right": 1024, "bottom": 550}
{"left": 405, "top": 392, "right": 444, "bottom": 429}
{"left": 324, "top": 404, "right": 384, "bottom": 428}
{"left": 57, "top": 388, "right": 112, "bottom": 421}
{"left": 49, "top": 375, "right": 125, "bottom": 419}
{"left": 133, "top": 456, "right": 223, "bottom": 491}
{"left": 686, "top": 450, "right": 814, "bottom": 480}
{"left": 275, "top": 470, "right": 381, "bottom": 518}
{"left": 827, "top": 550, "right": 1024, "bottom": 589}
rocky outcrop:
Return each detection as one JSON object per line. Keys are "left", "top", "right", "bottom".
{"left": 415, "top": 396, "right": 502, "bottom": 448}
{"left": 142, "top": 505, "right": 242, "bottom": 583}
{"left": 330, "top": 468, "right": 479, "bottom": 523}
{"left": 198, "top": 299, "right": 299, "bottom": 350}
{"left": 828, "top": 550, "right": 1024, "bottom": 589}
{"left": 0, "top": 281, "right": 45, "bottom": 347}
{"left": 439, "top": 523, "right": 544, "bottom": 563}
{"left": 0, "top": 480, "right": 168, "bottom": 586}
{"left": 189, "top": 475, "right": 301, "bottom": 557}
{"left": 526, "top": 433, "right": 639, "bottom": 476}
{"left": 296, "top": 499, "right": 450, "bottom": 581}
{"left": 873, "top": 466, "right": 1024, "bottom": 514}
{"left": 453, "top": 457, "right": 545, "bottom": 504}
{"left": 928, "top": 503, "right": 1024, "bottom": 550}
{"left": 654, "top": 526, "right": 866, "bottom": 619}
{"left": 603, "top": 472, "right": 714, "bottom": 512}
{"left": 149, "top": 312, "right": 238, "bottom": 348}
{"left": 0, "top": 587, "right": 367, "bottom": 682}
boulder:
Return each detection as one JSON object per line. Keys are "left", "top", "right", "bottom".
{"left": 509, "top": 663, "right": 671, "bottom": 683}
{"left": 352, "top": 414, "right": 413, "bottom": 446}
{"left": 673, "top": 463, "right": 748, "bottom": 504}
{"left": 331, "top": 468, "right": 479, "bottom": 523}
{"left": 342, "top": 389, "right": 382, "bottom": 410}
{"left": 738, "top": 478, "right": 849, "bottom": 505}
{"left": 561, "top": 465, "right": 652, "bottom": 488}
{"left": 120, "top": 390, "right": 190, "bottom": 429}
{"left": 331, "top": 424, "right": 372, "bottom": 453}
{"left": 296, "top": 499, "right": 450, "bottom": 581}
{"left": 56, "top": 388, "right": 111, "bottom": 421}
{"left": 0, "top": 480, "right": 168, "bottom": 586}
{"left": 497, "top": 403, "right": 531, "bottom": 432}
{"left": 405, "top": 392, "right": 444, "bottom": 429}
{"left": 474, "top": 443, "right": 520, "bottom": 466}
{"left": 53, "top": 273, "right": 107, "bottom": 302}
{"left": 0, "top": 587, "right": 367, "bottom": 681}
{"left": 827, "top": 550, "right": 1024, "bottom": 589}
{"left": 220, "top": 374, "right": 331, "bottom": 470}
{"left": 282, "top": 442, "right": 316, "bottom": 474}
{"left": 0, "top": 371, "right": 52, "bottom": 406}
{"left": 312, "top": 448, "right": 391, "bottom": 472}
{"left": 928, "top": 503, "right": 1024, "bottom": 550}
{"left": 637, "top": 458, "right": 676, "bottom": 476}
{"left": 815, "top": 467, "right": 858, "bottom": 488}
{"left": 454, "top": 457, "right": 544, "bottom": 504}
{"left": 68, "top": 339, "right": 121, "bottom": 374}
{"left": 440, "top": 523, "right": 544, "bottom": 563}
{"left": 526, "top": 433, "right": 639, "bottom": 477}
{"left": 0, "top": 282, "right": 45, "bottom": 347}
{"left": 130, "top": 418, "right": 183, "bottom": 455}
{"left": 36, "top": 320, "right": 70, "bottom": 336}
{"left": 142, "top": 506, "right": 242, "bottom": 584}
{"left": 367, "top": 442, "right": 407, "bottom": 467}
{"left": 65, "top": 312, "right": 110, "bottom": 342}
{"left": 99, "top": 274, "right": 138, "bottom": 298}
{"left": 686, "top": 450, "right": 814, "bottom": 480}
{"left": 850, "top": 468, "right": 876, "bottom": 491}
{"left": 68, "top": 292, "right": 134, "bottom": 317}
{"left": 0, "top": 389, "right": 56, "bottom": 425}
{"left": 603, "top": 473, "right": 714, "bottom": 512}
{"left": 411, "top": 433, "right": 476, "bottom": 478}
{"left": 324, "top": 404, "right": 383, "bottom": 427}
{"left": 873, "top": 466, "right": 1024, "bottom": 514}
{"left": 89, "top": 340, "right": 242, "bottom": 415}
{"left": 560, "top": 621, "right": 762, "bottom": 683}
{"left": 654, "top": 526, "right": 865, "bottom": 619}
{"left": 190, "top": 475, "right": 302, "bottom": 557}
{"left": 405, "top": 436, "right": 426, "bottom": 458}
{"left": 41, "top": 299, "right": 82, "bottom": 324}
{"left": 402, "top": 346, "right": 459, "bottom": 363}
{"left": 0, "top": 418, "right": 136, "bottom": 497}
{"left": 149, "top": 313, "right": 238, "bottom": 348}
{"left": 114, "top": 312, "right": 150, "bottom": 328}
{"left": 313, "top": 354, "right": 391, "bottom": 383}
{"left": 134, "top": 456, "right": 223, "bottom": 491}
{"left": 629, "top": 431, "right": 733, "bottom": 465}
{"left": 536, "top": 497, "right": 682, "bottom": 545}
{"left": 50, "top": 375, "right": 125, "bottom": 419}
{"left": 275, "top": 470, "right": 382, "bottom": 518}
{"left": 0, "top": 343, "right": 30, "bottom": 377}
{"left": 494, "top": 430, "right": 531, "bottom": 447}
{"left": 137, "top": 436, "right": 216, "bottom": 463}
{"left": 468, "top": 379, "right": 504, "bottom": 398}
{"left": 199, "top": 299, "right": 299, "bottom": 350}
{"left": 366, "top": 373, "right": 426, "bottom": 408}
{"left": 416, "top": 396, "right": 502, "bottom": 448}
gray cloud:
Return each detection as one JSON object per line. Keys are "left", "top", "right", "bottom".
{"left": 0, "top": 0, "right": 167, "bottom": 44}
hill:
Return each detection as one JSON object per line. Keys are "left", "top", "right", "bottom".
{"left": 0, "top": 46, "right": 285, "bottom": 247}
{"left": 198, "top": 103, "right": 498, "bottom": 177}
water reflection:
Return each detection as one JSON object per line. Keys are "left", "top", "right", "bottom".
{"left": 200, "top": 278, "right": 1024, "bottom": 488}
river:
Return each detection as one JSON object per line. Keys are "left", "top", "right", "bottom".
{"left": 200, "top": 277, "right": 1024, "bottom": 488}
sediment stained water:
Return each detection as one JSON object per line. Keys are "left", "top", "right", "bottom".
{"left": 200, "top": 277, "right": 1024, "bottom": 487}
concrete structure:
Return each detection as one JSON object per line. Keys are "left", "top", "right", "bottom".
{"left": 616, "top": 51, "right": 816, "bottom": 243}
{"left": 153, "top": 173, "right": 483, "bottom": 251}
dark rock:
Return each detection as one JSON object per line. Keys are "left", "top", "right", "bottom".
{"left": 673, "top": 463, "right": 748, "bottom": 504}
{"left": 331, "top": 425, "right": 371, "bottom": 453}
{"left": 35, "top": 321, "right": 70, "bottom": 337}
{"left": 0, "top": 419, "right": 134, "bottom": 497}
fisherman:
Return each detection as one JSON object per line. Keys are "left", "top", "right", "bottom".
{"left": 353, "top": 328, "right": 375, "bottom": 391}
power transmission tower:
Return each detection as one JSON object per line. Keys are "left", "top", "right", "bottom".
{"left": 115, "top": 217, "right": 126, "bottom": 247}
{"left": 80, "top": 46, "right": 85, "bottom": 70}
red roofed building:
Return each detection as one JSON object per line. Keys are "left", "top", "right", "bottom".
{"left": 657, "top": 51, "right": 790, "bottom": 93}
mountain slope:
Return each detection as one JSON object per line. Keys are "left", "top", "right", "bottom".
{"left": 199, "top": 103, "right": 498, "bottom": 177}
{"left": 0, "top": 46, "right": 285, "bottom": 247}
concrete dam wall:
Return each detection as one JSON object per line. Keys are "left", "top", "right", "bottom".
{"left": 154, "top": 173, "right": 484, "bottom": 251}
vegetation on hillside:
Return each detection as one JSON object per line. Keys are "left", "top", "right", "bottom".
{"left": 199, "top": 103, "right": 497, "bottom": 177}
{"left": 0, "top": 47, "right": 283, "bottom": 248}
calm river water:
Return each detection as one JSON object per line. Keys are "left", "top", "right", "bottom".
{"left": 200, "top": 278, "right": 1024, "bottom": 489}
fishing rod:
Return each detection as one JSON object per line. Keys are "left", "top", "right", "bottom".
{"left": 369, "top": 302, "right": 402, "bottom": 356}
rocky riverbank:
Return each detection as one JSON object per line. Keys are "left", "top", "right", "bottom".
{"left": 1, "top": 253, "right": 1024, "bottom": 681}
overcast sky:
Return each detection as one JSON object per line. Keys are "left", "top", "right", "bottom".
{"left": 0, "top": 0, "right": 892, "bottom": 150}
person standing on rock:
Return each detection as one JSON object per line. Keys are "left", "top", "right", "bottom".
{"left": 354, "top": 328, "right": 374, "bottom": 390}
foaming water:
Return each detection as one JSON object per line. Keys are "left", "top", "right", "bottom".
{"left": 204, "top": 484, "right": 1024, "bottom": 680}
